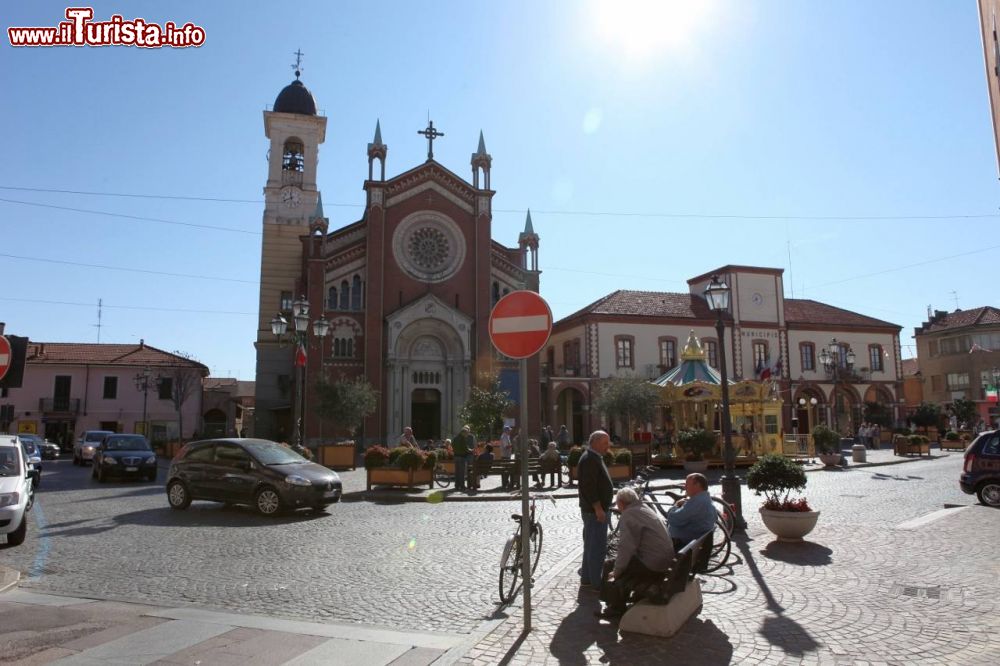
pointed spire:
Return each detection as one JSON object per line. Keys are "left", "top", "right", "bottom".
{"left": 523, "top": 209, "right": 534, "bottom": 235}
{"left": 476, "top": 130, "right": 487, "bottom": 156}
{"left": 313, "top": 192, "right": 324, "bottom": 220}
{"left": 373, "top": 119, "right": 383, "bottom": 146}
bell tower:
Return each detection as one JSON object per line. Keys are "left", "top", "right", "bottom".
{"left": 254, "top": 53, "right": 328, "bottom": 439}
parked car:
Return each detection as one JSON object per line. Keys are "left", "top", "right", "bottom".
{"left": 74, "top": 430, "right": 115, "bottom": 466}
{"left": 166, "top": 438, "right": 342, "bottom": 516}
{"left": 0, "top": 435, "right": 33, "bottom": 547}
{"left": 92, "top": 434, "right": 158, "bottom": 483}
{"left": 19, "top": 440, "right": 42, "bottom": 489}
{"left": 960, "top": 430, "right": 1000, "bottom": 507}
{"left": 18, "top": 434, "right": 59, "bottom": 460}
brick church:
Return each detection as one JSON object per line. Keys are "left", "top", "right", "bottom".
{"left": 253, "top": 70, "right": 542, "bottom": 445}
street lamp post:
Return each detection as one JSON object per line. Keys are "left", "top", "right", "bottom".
{"left": 270, "top": 299, "right": 330, "bottom": 450}
{"left": 704, "top": 275, "right": 746, "bottom": 530}
{"left": 133, "top": 367, "right": 152, "bottom": 438}
{"left": 797, "top": 396, "right": 819, "bottom": 455}
{"left": 818, "top": 339, "right": 855, "bottom": 435}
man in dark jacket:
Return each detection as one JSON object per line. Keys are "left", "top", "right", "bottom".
{"left": 452, "top": 425, "right": 475, "bottom": 492}
{"left": 578, "top": 429, "right": 614, "bottom": 591}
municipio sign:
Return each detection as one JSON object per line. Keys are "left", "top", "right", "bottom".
{"left": 489, "top": 291, "right": 553, "bottom": 359}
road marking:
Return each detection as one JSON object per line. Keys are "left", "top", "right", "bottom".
{"left": 895, "top": 505, "right": 971, "bottom": 530}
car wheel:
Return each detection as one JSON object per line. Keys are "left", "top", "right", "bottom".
{"left": 6, "top": 515, "right": 27, "bottom": 546}
{"left": 255, "top": 487, "right": 283, "bottom": 516}
{"left": 977, "top": 481, "right": 1000, "bottom": 508}
{"left": 167, "top": 481, "right": 191, "bottom": 510}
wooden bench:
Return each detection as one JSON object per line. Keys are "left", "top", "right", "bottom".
{"left": 469, "top": 457, "right": 557, "bottom": 489}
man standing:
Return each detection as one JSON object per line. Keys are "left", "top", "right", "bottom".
{"left": 452, "top": 425, "right": 475, "bottom": 493}
{"left": 578, "top": 430, "right": 614, "bottom": 591}
{"left": 499, "top": 425, "right": 514, "bottom": 489}
{"left": 598, "top": 487, "right": 674, "bottom": 619}
{"left": 666, "top": 473, "right": 717, "bottom": 551}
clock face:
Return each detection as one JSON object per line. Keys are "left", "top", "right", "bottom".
{"left": 751, "top": 292, "right": 764, "bottom": 307}
{"left": 281, "top": 186, "right": 301, "bottom": 208}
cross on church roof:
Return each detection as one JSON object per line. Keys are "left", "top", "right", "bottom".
{"left": 292, "top": 49, "right": 304, "bottom": 79}
{"left": 417, "top": 120, "right": 444, "bottom": 162}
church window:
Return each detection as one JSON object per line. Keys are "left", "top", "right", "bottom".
{"left": 327, "top": 286, "right": 337, "bottom": 310}
{"left": 282, "top": 138, "right": 305, "bottom": 172}
{"left": 614, "top": 336, "right": 634, "bottom": 369}
{"left": 407, "top": 227, "right": 450, "bottom": 272}
{"left": 351, "top": 275, "right": 362, "bottom": 310}
{"left": 339, "top": 280, "right": 349, "bottom": 310}
{"left": 333, "top": 337, "right": 354, "bottom": 358}
{"left": 280, "top": 291, "right": 293, "bottom": 311}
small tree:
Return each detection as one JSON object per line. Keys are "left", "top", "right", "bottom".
{"left": 159, "top": 366, "right": 201, "bottom": 443}
{"left": 592, "top": 376, "right": 661, "bottom": 441}
{"left": 949, "top": 398, "right": 977, "bottom": 430}
{"left": 458, "top": 373, "right": 513, "bottom": 442}
{"left": 911, "top": 402, "right": 942, "bottom": 437}
{"left": 314, "top": 375, "right": 379, "bottom": 439}
{"left": 862, "top": 401, "right": 892, "bottom": 428}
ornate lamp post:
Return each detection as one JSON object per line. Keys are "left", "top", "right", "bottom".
{"left": 271, "top": 299, "right": 330, "bottom": 449}
{"left": 704, "top": 275, "right": 746, "bottom": 530}
{"left": 133, "top": 367, "right": 152, "bottom": 438}
{"left": 797, "top": 396, "right": 819, "bottom": 454}
{"left": 818, "top": 339, "right": 855, "bottom": 435}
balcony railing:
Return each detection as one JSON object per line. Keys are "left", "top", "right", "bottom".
{"left": 40, "top": 398, "right": 81, "bottom": 413}
{"left": 823, "top": 367, "right": 873, "bottom": 383}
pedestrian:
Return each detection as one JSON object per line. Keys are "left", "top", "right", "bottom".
{"left": 556, "top": 425, "right": 570, "bottom": 452}
{"left": 538, "top": 441, "right": 561, "bottom": 488}
{"left": 499, "top": 425, "right": 513, "bottom": 489}
{"left": 452, "top": 425, "right": 475, "bottom": 493}
{"left": 399, "top": 426, "right": 418, "bottom": 449}
{"left": 871, "top": 423, "right": 881, "bottom": 450}
{"left": 578, "top": 430, "right": 614, "bottom": 592}
{"left": 540, "top": 425, "right": 552, "bottom": 447}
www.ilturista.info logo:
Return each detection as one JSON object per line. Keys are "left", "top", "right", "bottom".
{"left": 8, "top": 7, "right": 205, "bottom": 48}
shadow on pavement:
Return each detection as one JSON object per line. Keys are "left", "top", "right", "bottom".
{"left": 760, "top": 540, "right": 833, "bottom": 566}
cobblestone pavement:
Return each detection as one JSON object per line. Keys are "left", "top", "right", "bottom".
{"left": 460, "top": 453, "right": 1000, "bottom": 665}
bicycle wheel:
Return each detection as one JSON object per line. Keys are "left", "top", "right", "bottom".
{"left": 529, "top": 522, "right": 543, "bottom": 576}
{"left": 498, "top": 533, "right": 521, "bottom": 603}
{"left": 608, "top": 507, "right": 621, "bottom": 536}
{"left": 712, "top": 496, "right": 735, "bottom": 535}
{"left": 433, "top": 464, "right": 452, "bottom": 488}
{"left": 702, "top": 517, "right": 732, "bottom": 573}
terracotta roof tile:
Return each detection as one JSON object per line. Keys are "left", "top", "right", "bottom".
{"left": 26, "top": 342, "right": 208, "bottom": 373}
{"left": 559, "top": 290, "right": 715, "bottom": 323}
{"left": 783, "top": 299, "right": 899, "bottom": 329}
{"left": 915, "top": 306, "right": 1000, "bottom": 334}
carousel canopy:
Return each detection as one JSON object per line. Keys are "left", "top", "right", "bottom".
{"left": 652, "top": 331, "right": 733, "bottom": 387}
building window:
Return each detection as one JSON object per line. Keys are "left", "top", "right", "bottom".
{"left": 327, "top": 286, "right": 337, "bottom": 310}
{"left": 563, "top": 339, "right": 581, "bottom": 373}
{"left": 947, "top": 373, "right": 970, "bottom": 390}
{"left": 869, "top": 344, "right": 884, "bottom": 372}
{"left": 158, "top": 377, "right": 173, "bottom": 400}
{"left": 339, "top": 280, "right": 349, "bottom": 310}
{"left": 333, "top": 338, "right": 354, "bottom": 358}
{"left": 927, "top": 340, "right": 938, "bottom": 357}
{"left": 102, "top": 376, "right": 118, "bottom": 399}
{"left": 614, "top": 336, "right": 634, "bottom": 369}
{"left": 658, "top": 337, "right": 677, "bottom": 369}
{"left": 930, "top": 375, "right": 944, "bottom": 391}
{"left": 704, "top": 340, "right": 719, "bottom": 368}
{"left": 752, "top": 341, "right": 768, "bottom": 374}
{"left": 800, "top": 343, "right": 815, "bottom": 371}
{"left": 280, "top": 291, "right": 293, "bottom": 311}
{"left": 351, "top": 275, "right": 363, "bottom": 310}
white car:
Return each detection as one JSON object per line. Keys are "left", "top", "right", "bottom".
{"left": 74, "top": 430, "right": 115, "bottom": 465}
{"left": 1, "top": 435, "right": 32, "bottom": 547}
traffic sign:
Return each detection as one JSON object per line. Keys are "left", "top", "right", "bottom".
{"left": 489, "top": 291, "right": 553, "bottom": 359}
{"left": 0, "top": 336, "right": 11, "bottom": 382}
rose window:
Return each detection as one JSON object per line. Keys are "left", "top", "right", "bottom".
{"left": 408, "top": 227, "right": 450, "bottom": 271}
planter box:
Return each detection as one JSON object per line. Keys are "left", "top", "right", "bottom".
{"left": 683, "top": 460, "right": 709, "bottom": 473}
{"left": 940, "top": 440, "right": 966, "bottom": 452}
{"left": 818, "top": 453, "right": 842, "bottom": 467}
{"left": 894, "top": 443, "right": 930, "bottom": 457}
{"left": 366, "top": 466, "right": 433, "bottom": 491}
{"left": 317, "top": 443, "right": 356, "bottom": 470}
{"left": 608, "top": 464, "right": 631, "bottom": 481}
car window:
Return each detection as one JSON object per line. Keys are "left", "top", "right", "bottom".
{"left": 0, "top": 448, "right": 20, "bottom": 475}
{"left": 981, "top": 433, "right": 1000, "bottom": 456}
{"left": 21, "top": 443, "right": 38, "bottom": 456}
{"left": 183, "top": 444, "right": 215, "bottom": 463}
{"left": 85, "top": 432, "right": 112, "bottom": 442}
{"left": 242, "top": 440, "right": 306, "bottom": 465}
{"left": 107, "top": 436, "right": 151, "bottom": 451}
{"left": 215, "top": 444, "right": 251, "bottom": 469}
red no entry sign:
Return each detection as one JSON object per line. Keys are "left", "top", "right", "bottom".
{"left": 489, "top": 291, "right": 553, "bottom": 359}
{"left": 0, "top": 336, "right": 11, "bottom": 382}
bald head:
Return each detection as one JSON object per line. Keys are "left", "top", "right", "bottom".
{"left": 588, "top": 430, "right": 611, "bottom": 453}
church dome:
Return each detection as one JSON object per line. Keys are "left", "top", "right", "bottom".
{"left": 273, "top": 78, "right": 317, "bottom": 116}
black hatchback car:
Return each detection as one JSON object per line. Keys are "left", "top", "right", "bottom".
{"left": 960, "top": 430, "right": 1000, "bottom": 507}
{"left": 166, "top": 438, "right": 342, "bottom": 515}
{"left": 92, "top": 434, "right": 158, "bottom": 483}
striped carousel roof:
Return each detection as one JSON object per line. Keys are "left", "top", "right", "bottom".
{"left": 651, "top": 331, "right": 733, "bottom": 387}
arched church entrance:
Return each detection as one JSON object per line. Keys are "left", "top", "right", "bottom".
{"left": 411, "top": 388, "right": 441, "bottom": 440}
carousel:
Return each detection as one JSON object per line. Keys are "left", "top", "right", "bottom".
{"left": 651, "top": 331, "right": 785, "bottom": 466}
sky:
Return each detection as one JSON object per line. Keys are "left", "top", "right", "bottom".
{"left": 1, "top": 0, "right": 998, "bottom": 379}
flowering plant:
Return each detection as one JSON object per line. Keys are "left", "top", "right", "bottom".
{"left": 364, "top": 445, "right": 390, "bottom": 468}
{"left": 762, "top": 497, "right": 813, "bottom": 512}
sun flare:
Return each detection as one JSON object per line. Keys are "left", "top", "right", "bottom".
{"left": 590, "top": 0, "right": 715, "bottom": 60}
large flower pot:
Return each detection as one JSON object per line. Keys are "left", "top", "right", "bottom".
{"left": 317, "top": 443, "right": 356, "bottom": 470}
{"left": 683, "top": 459, "right": 709, "bottom": 473}
{"left": 818, "top": 453, "right": 841, "bottom": 467}
{"left": 759, "top": 508, "right": 820, "bottom": 542}
{"left": 608, "top": 464, "right": 631, "bottom": 482}
{"left": 366, "top": 467, "right": 433, "bottom": 491}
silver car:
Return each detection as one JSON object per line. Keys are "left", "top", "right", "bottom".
{"left": 74, "top": 430, "right": 114, "bottom": 465}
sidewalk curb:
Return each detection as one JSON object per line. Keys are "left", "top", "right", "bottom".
{"left": 805, "top": 452, "right": 949, "bottom": 473}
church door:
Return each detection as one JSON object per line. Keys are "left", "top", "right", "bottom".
{"left": 411, "top": 388, "right": 441, "bottom": 441}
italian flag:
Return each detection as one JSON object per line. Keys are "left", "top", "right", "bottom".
{"left": 987, "top": 385, "right": 998, "bottom": 403}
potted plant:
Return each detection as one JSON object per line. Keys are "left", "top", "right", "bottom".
{"left": 603, "top": 448, "right": 632, "bottom": 481}
{"left": 898, "top": 434, "right": 930, "bottom": 457}
{"left": 810, "top": 425, "right": 842, "bottom": 467}
{"left": 747, "top": 453, "right": 819, "bottom": 542}
{"left": 677, "top": 428, "right": 716, "bottom": 473}
{"left": 366, "top": 446, "right": 434, "bottom": 490}
{"left": 364, "top": 445, "right": 390, "bottom": 468}
{"left": 941, "top": 431, "right": 964, "bottom": 451}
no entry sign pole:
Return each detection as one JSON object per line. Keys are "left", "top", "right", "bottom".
{"left": 488, "top": 291, "right": 553, "bottom": 633}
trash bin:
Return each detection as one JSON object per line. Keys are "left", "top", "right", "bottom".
{"left": 852, "top": 443, "right": 867, "bottom": 463}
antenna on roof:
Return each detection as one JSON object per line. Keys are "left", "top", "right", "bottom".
{"left": 950, "top": 290, "right": 959, "bottom": 310}
{"left": 927, "top": 304, "right": 932, "bottom": 319}
{"left": 94, "top": 298, "right": 103, "bottom": 343}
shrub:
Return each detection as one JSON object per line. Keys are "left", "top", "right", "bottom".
{"left": 908, "top": 434, "right": 929, "bottom": 445}
{"left": 388, "top": 446, "right": 408, "bottom": 465}
{"left": 614, "top": 448, "right": 633, "bottom": 466}
{"left": 747, "top": 454, "right": 808, "bottom": 507}
{"left": 567, "top": 446, "right": 584, "bottom": 467}
{"left": 677, "top": 428, "right": 717, "bottom": 461}
{"left": 364, "top": 445, "right": 390, "bottom": 469}
{"left": 422, "top": 449, "right": 437, "bottom": 470}
{"left": 810, "top": 425, "right": 840, "bottom": 455}
{"left": 395, "top": 447, "right": 424, "bottom": 471}
{"left": 944, "top": 431, "right": 960, "bottom": 441}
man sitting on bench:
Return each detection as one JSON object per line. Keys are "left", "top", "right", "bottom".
{"left": 666, "top": 473, "right": 716, "bottom": 552}
{"left": 598, "top": 487, "right": 674, "bottom": 620}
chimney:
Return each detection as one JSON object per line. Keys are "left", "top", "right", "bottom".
{"left": 139, "top": 338, "right": 145, "bottom": 349}
{"left": 0, "top": 322, "right": 5, "bottom": 335}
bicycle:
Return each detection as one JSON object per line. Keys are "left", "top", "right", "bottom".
{"left": 498, "top": 494, "right": 552, "bottom": 603}
{"left": 433, "top": 459, "right": 453, "bottom": 488}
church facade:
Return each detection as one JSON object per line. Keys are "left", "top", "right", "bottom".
{"left": 253, "top": 73, "right": 541, "bottom": 445}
